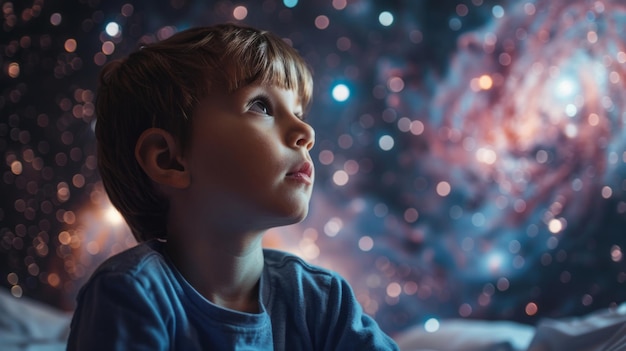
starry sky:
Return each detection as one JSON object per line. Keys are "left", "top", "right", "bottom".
{"left": 1, "top": 0, "right": 626, "bottom": 335}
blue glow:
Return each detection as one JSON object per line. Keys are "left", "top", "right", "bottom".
{"left": 378, "top": 135, "right": 394, "bottom": 151}
{"left": 492, "top": 5, "right": 505, "bottom": 18}
{"left": 332, "top": 84, "right": 350, "bottom": 102}
{"left": 424, "top": 318, "right": 440, "bottom": 333}
{"left": 105, "top": 22, "right": 120, "bottom": 37}
{"left": 449, "top": 17, "right": 462, "bottom": 31}
{"left": 283, "top": 0, "right": 298, "bottom": 8}
{"left": 556, "top": 77, "right": 577, "bottom": 98}
{"left": 485, "top": 251, "right": 506, "bottom": 272}
{"left": 379, "top": 11, "right": 394, "bottom": 26}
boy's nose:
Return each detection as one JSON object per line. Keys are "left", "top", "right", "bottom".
{"left": 291, "top": 119, "right": 315, "bottom": 151}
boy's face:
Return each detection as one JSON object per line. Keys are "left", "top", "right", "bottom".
{"left": 180, "top": 82, "right": 315, "bottom": 231}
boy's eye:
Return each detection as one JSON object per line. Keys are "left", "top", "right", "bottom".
{"left": 249, "top": 99, "right": 270, "bottom": 115}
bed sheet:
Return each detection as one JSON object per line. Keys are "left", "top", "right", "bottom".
{"left": 0, "top": 289, "right": 70, "bottom": 351}
{"left": 3, "top": 288, "right": 626, "bottom": 350}
{"left": 395, "top": 303, "right": 626, "bottom": 351}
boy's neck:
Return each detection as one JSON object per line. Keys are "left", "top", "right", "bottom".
{"left": 164, "top": 229, "right": 265, "bottom": 313}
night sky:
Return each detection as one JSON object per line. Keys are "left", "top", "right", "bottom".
{"left": 2, "top": 0, "right": 626, "bottom": 335}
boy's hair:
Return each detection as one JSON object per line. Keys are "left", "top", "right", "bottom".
{"left": 95, "top": 23, "right": 313, "bottom": 242}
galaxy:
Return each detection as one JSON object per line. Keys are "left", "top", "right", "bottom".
{"left": 1, "top": 0, "right": 625, "bottom": 335}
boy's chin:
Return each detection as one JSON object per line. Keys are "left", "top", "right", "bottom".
{"left": 271, "top": 210, "right": 310, "bottom": 228}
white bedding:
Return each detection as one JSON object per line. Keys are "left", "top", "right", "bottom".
{"left": 394, "top": 319, "right": 535, "bottom": 351}
{"left": 0, "top": 289, "right": 70, "bottom": 351}
{"left": 395, "top": 304, "right": 626, "bottom": 351}
{"left": 2, "top": 288, "right": 626, "bottom": 350}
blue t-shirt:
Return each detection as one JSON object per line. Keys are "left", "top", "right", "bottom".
{"left": 67, "top": 239, "right": 398, "bottom": 350}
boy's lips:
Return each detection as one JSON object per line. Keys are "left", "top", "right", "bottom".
{"left": 286, "top": 161, "right": 313, "bottom": 184}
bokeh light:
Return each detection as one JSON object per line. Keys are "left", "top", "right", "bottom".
{"left": 424, "top": 318, "right": 440, "bottom": 333}
{"left": 283, "top": 0, "right": 298, "bottom": 9}
{"left": 331, "top": 83, "right": 350, "bottom": 102}
{"left": 105, "top": 22, "right": 120, "bottom": 37}
{"left": 379, "top": 11, "right": 394, "bottom": 26}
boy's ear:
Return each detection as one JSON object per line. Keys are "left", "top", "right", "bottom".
{"left": 135, "top": 128, "right": 190, "bottom": 189}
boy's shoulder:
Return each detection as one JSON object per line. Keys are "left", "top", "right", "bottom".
{"left": 80, "top": 239, "right": 169, "bottom": 292}
{"left": 93, "top": 239, "right": 165, "bottom": 274}
{"left": 261, "top": 248, "right": 344, "bottom": 298}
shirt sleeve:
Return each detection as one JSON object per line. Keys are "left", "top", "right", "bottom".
{"left": 66, "top": 271, "right": 170, "bottom": 351}
{"left": 319, "top": 274, "right": 399, "bottom": 351}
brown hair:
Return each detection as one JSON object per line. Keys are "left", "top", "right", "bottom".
{"left": 95, "top": 23, "right": 313, "bottom": 242}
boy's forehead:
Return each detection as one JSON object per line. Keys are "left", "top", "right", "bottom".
{"left": 217, "top": 55, "right": 310, "bottom": 93}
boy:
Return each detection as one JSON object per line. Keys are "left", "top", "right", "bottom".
{"left": 67, "top": 23, "right": 399, "bottom": 350}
